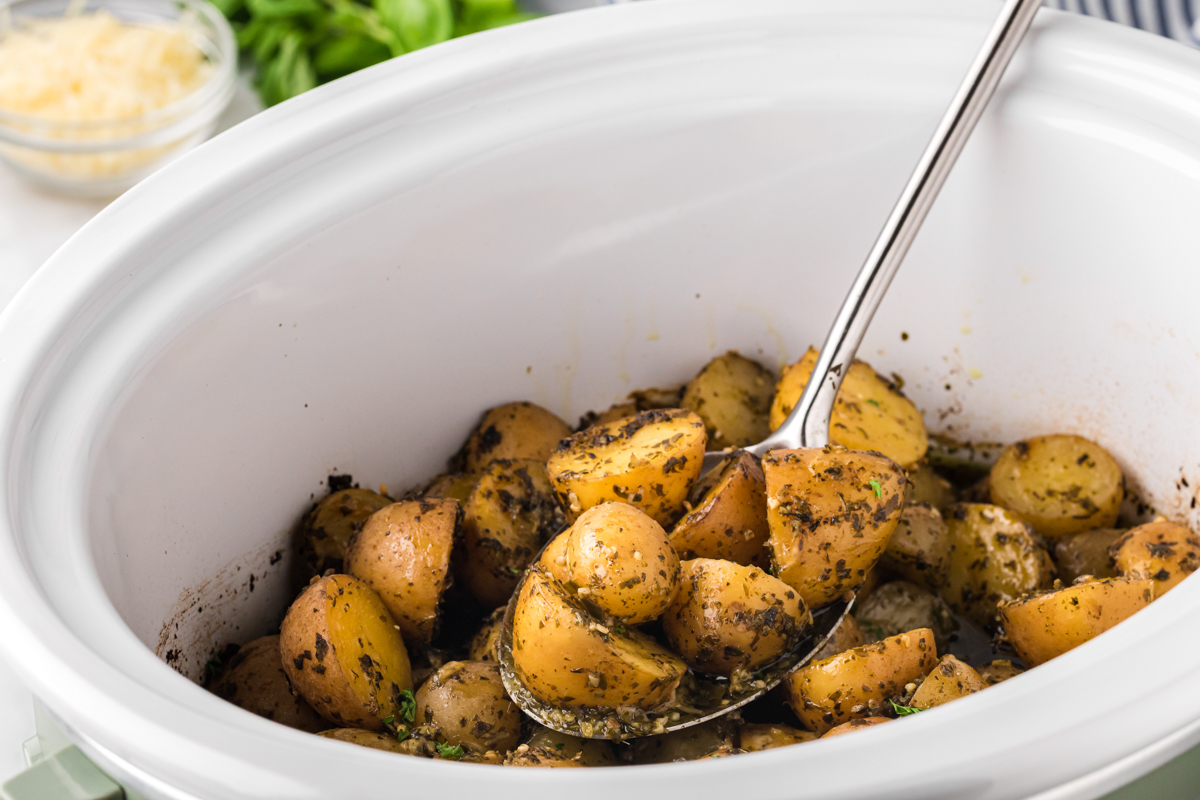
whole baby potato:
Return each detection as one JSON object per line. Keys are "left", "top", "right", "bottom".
{"left": 525, "top": 725, "right": 618, "bottom": 766}
{"left": 319, "top": 727, "right": 438, "bottom": 758}
{"left": 547, "top": 409, "right": 707, "bottom": 527}
{"left": 208, "top": 635, "right": 326, "bottom": 733}
{"left": 989, "top": 435, "right": 1123, "bottom": 537}
{"left": 785, "top": 628, "right": 937, "bottom": 733}
{"left": 301, "top": 488, "right": 392, "bottom": 575}
{"left": 661, "top": 558, "right": 810, "bottom": 675}
{"left": 280, "top": 574, "right": 413, "bottom": 730}
{"left": 456, "top": 401, "right": 572, "bottom": 473}
{"left": 763, "top": 446, "right": 908, "bottom": 608}
{"left": 415, "top": 661, "right": 522, "bottom": 754}
{"left": 670, "top": 450, "right": 770, "bottom": 567}
{"left": 344, "top": 499, "right": 458, "bottom": 646}
{"left": 1110, "top": 520, "right": 1200, "bottom": 595}
{"left": 738, "top": 723, "right": 818, "bottom": 751}
{"left": 856, "top": 581, "right": 957, "bottom": 654}
{"left": 770, "top": 348, "right": 928, "bottom": 469}
{"left": 457, "top": 458, "right": 565, "bottom": 608}
{"left": 1054, "top": 528, "right": 1122, "bottom": 583}
{"left": 941, "top": 504, "right": 1056, "bottom": 627}
{"left": 999, "top": 577, "right": 1155, "bottom": 666}
{"left": 511, "top": 566, "right": 686, "bottom": 710}
{"left": 906, "top": 462, "right": 956, "bottom": 511}
{"left": 556, "top": 502, "right": 681, "bottom": 624}
{"left": 910, "top": 655, "right": 985, "bottom": 709}
{"left": 878, "top": 504, "right": 951, "bottom": 592}
{"left": 468, "top": 608, "right": 505, "bottom": 662}
{"left": 680, "top": 351, "right": 776, "bottom": 450}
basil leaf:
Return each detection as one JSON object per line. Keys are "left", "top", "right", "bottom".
{"left": 247, "top": 0, "right": 323, "bottom": 20}
{"left": 313, "top": 32, "right": 392, "bottom": 78}
{"left": 376, "top": 0, "right": 452, "bottom": 52}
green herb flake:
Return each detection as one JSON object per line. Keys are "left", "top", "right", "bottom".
{"left": 614, "top": 626, "right": 627, "bottom": 636}
{"left": 890, "top": 699, "right": 923, "bottom": 716}
{"left": 554, "top": 742, "right": 565, "bottom": 750}
{"left": 507, "top": 566, "right": 522, "bottom": 575}
{"left": 382, "top": 715, "right": 394, "bottom": 725}
{"left": 866, "top": 398, "right": 881, "bottom": 408}
{"left": 436, "top": 742, "right": 464, "bottom": 760}
{"left": 868, "top": 479, "right": 882, "bottom": 498}
{"left": 399, "top": 689, "right": 417, "bottom": 723}
{"left": 395, "top": 726, "right": 411, "bottom": 743}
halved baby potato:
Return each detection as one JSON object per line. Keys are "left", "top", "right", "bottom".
{"left": 208, "top": 635, "right": 327, "bottom": 733}
{"left": 670, "top": 449, "right": 770, "bottom": 566}
{"left": 504, "top": 745, "right": 587, "bottom": 768}
{"left": 906, "top": 462, "right": 956, "bottom": 511}
{"left": 769, "top": 347, "right": 929, "bottom": 469}
{"left": 738, "top": 723, "right": 818, "bottom": 751}
{"left": 301, "top": 488, "right": 393, "bottom": 576}
{"left": 319, "top": 727, "right": 438, "bottom": 758}
{"left": 763, "top": 446, "right": 908, "bottom": 608}
{"left": 344, "top": 499, "right": 458, "bottom": 646}
{"left": 421, "top": 472, "right": 479, "bottom": 505}
{"left": 878, "top": 503, "right": 951, "bottom": 592}
{"left": 468, "top": 608, "right": 505, "bottom": 662}
{"left": 511, "top": 566, "right": 687, "bottom": 709}
{"left": 280, "top": 574, "right": 413, "bottom": 730}
{"left": 812, "top": 614, "right": 864, "bottom": 661}
{"left": 1054, "top": 527, "right": 1122, "bottom": 584}
{"left": 414, "top": 661, "right": 522, "bottom": 754}
{"left": 941, "top": 503, "right": 1056, "bottom": 627}
{"left": 979, "top": 659, "right": 1023, "bottom": 686}
{"left": 785, "top": 628, "right": 937, "bottom": 733}
{"left": 547, "top": 409, "right": 707, "bottom": 526}
{"left": 989, "top": 434, "right": 1123, "bottom": 537}
{"left": 999, "top": 577, "right": 1155, "bottom": 666}
{"left": 910, "top": 655, "right": 985, "bottom": 709}
{"left": 856, "top": 581, "right": 957, "bottom": 654}
{"left": 821, "top": 717, "right": 890, "bottom": 738}
{"left": 1110, "top": 520, "right": 1200, "bottom": 595}
{"left": 661, "top": 558, "right": 810, "bottom": 675}
{"left": 680, "top": 351, "right": 775, "bottom": 450}
{"left": 525, "top": 725, "right": 618, "bottom": 766}
{"left": 456, "top": 401, "right": 572, "bottom": 473}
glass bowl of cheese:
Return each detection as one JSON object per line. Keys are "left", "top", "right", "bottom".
{"left": 0, "top": 0, "right": 236, "bottom": 197}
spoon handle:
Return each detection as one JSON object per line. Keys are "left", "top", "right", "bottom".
{"left": 759, "top": 0, "right": 1043, "bottom": 454}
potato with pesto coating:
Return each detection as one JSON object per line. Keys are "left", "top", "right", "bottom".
{"left": 421, "top": 472, "right": 478, "bottom": 505}
{"left": 280, "top": 574, "right": 413, "bottom": 730}
{"left": 319, "top": 727, "right": 439, "bottom": 758}
{"left": 739, "top": 724, "right": 818, "bottom": 751}
{"left": 879, "top": 504, "right": 951, "bottom": 592}
{"left": 504, "top": 744, "right": 586, "bottom": 768}
{"left": 547, "top": 408, "right": 707, "bottom": 526}
{"left": 468, "top": 608, "right": 505, "bottom": 662}
{"left": 208, "top": 636, "right": 326, "bottom": 733}
{"left": 910, "top": 655, "right": 985, "bottom": 709}
{"left": 1054, "top": 528, "right": 1122, "bottom": 583}
{"left": 414, "top": 661, "right": 522, "bottom": 754}
{"left": 680, "top": 351, "right": 775, "bottom": 449}
{"left": 629, "top": 718, "right": 738, "bottom": 764}
{"left": 763, "top": 446, "right": 908, "bottom": 608}
{"left": 456, "top": 401, "right": 572, "bottom": 473}
{"left": 1110, "top": 520, "right": 1200, "bottom": 595}
{"left": 670, "top": 450, "right": 770, "bottom": 566}
{"left": 821, "top": 718, "right": 890, "bottom": 738}
{"left": 525, "top": 725, "right": 618, "bottom": 766}
{"left": 812, "top": 615, "right": 865, "bottom": 661}
{"left": 301, "top": 487, "right": 392, "bottom": 575}
{"left": 856, "top": 581, "right": 957, "bottom": 654}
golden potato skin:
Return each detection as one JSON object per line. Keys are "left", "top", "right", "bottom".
{"left": 979, "top": 659, "right": 1023, "bottom": 686}
{"left": 280, "top": 575, "right": 413, "bottom": 730}
{"left": 301, "top": 488, "right": 392, "bottom": 575}
{"left": 812, "top": 614, "right": 865, "bottom": 662}
{"left": 421, "top": 472, "right": 478, "bottom": 505}
{"left": 547, "top": 409, "right": 707, "bottom": 527}
{"left": 770, "top": 348, "right": 928, "bottom": 469}
{"left": 344, "top": 499, "right": 458, "bottom": 646}
{"left": 457, "top": 401, "right": 572, "bottom": 473}
{"left": 504, "top": 744, "right": 586, "bottom": 768}
{"left": 670, "top": 450, "right": 770, "bottom": 567}
{"left": 1110, "top": 520, "right": 1200, "bottom": 595}
{"left": 856, "top": 581, "right": 957, "bottom": 653}
{"left": 662, "top": 558, "right": 809, "bottom": 675}
{"left": 558, "top": 503, "right": 680, "bottom": 624}
{"left": 942, "top": 504, "right": 1056, "bottom": 627}
{"left": 1054, "top": 528, "right": 1122, "bottom": 583}
{"left": 763, "top": 446, "right": 908, "bottom": 608}
{"left": 879, "top": 504, "right": 950, "bottom": 592}
{"left": 468, "top": 608, "right": 505, "bottom": 662}
{"left": 785, "top": 628, "right": 937, "bottom": 733}
{"left": 511, "top": 567, "right": 686, "bottom": 709}
{"left": 821, "top": 717, "right": 890, "bottom": 738}
{"left": 999, "top": 578, "right": 1155, "bottom": 666}
{"left": 414, "top": 661, "right": 521, "bottom": 753}
{"left": 680, "top": 351, "right": 775, "bottom": 450}
{"left": 989, "top": 435, "right": 1123, "bottom": 537}
{"left": 738, "top": 724, "right": 818, "bottom": 751}
{"left": 458, "top": 458, "right": 565, "bottom": 608}
{"left": 208, "top": 636, "right": 326, "bottom": 733}
{"left": 907, "top": 462, "right": 956, "bottom": 510}
{"left": 910, "top": 655, "right": 985, "bottom": 709}
{"left": 525, "top": 725, "right": 618, "bottom": 766}
{"left": 629, "top": 718, "right": 737, "bottom": 764}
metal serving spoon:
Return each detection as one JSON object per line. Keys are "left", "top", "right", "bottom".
{"left": 499, "top": 0, "right": 1044, "bottom": 740}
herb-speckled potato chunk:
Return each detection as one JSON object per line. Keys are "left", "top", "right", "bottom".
{"left": 629, "top": 718, "right": 738, "bottom": 764}
{"left": 547, "top": 409, "right": 707, "bottom": 526}
{"left": 525, "top": 725, "right": 618, "bottom": 766}
{"left": 511, "top": 566, "right": 687, "bottom": 709}
{"left": 1110, "top": 520, "right": 1200, "bottom": 595}
{"left": 989, "top": 435, "right": 1123, "bottom": 537}
{"left": 670, "top": 450, "right": 770, "bottom": 566}
{"left": 208, "top": 635, "right": 326, "bottom": 733}
{"left": 504, "top": 744, "right": 587, "bottom": 767}
{"left": 680, "top": 351, "right": 775, "bottom": 450}
{"left": 812, "top": 614, "right": 865, "bottom": 661}
{"left": 763, "top": 446, "right": 908, "bottom": 608}
{"left": 554, "top": 503, "right": 680, "bottom": 624}
{"left": 770, "top": 348, "right": 929, "bottom": 469}
{"left": 785, "top": 628, "right": 937, "bottom": 733}
{"left": 907, "top": 462, "right": 956, "bottom": 510}
{"left": 457, "top": 401, "right": 572, "bottom": 473}
{"left": 319, "top": 727, "right": 439, "bottom": 757}
{"left": 942, "top": 504, "right": 1056, "bottom": 627}
{"left": 999, "top": 578, "right": 1155, "bottom": 666}
{"left": 856, "top": 581, "right": 957, "bottom": 654}
{"left": 739, "top": 723, "right": 818, "bottom": 751}
{"left": 344, "top": 499, "right": 458, "bottom": 646}
{"left": 979, "top": 660, "right": 1023, "bottom": 686}
{"left": 910, "top": 655, "right": 985, "bottom": 709}
{"left": 1054, "top": 528, "right": 1122, "bottom": 583}
{"left": 821, "top": 717, "right": 890, "bottom": 738}
{"left": 414, "top": 661, "right": 522, "bottom": 753}
{"left": 662, "top": 558, "right": 810, "bottom": 675}
{"left": 879, "top": 504, "right": 950, "bottom": 592}
{"left": 468, "top": 608, "right": 504, "bottom": 662}
{"left": 457, "top": 458, "right": 564, "bottom": 608}
{"left": 421, "top": 472, "right": 478, "bottom": 505}
{"left": 280, "top": 574, "right": 413, "bottom": 730}
{"left": 301, "top": 488, "right": 392, "bottom": 575}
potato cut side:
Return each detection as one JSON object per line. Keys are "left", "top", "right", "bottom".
{"left": 989, "top": 434, "right": 1123, "bottom": 537}
{"left": 763, "top": 446, "right": 907, "bottom": 608}
{"left": 910, "top": 655, "right": 985, "bottom": 709}
{"left": 785, "top": 628, "right": 937, "bottom": 733}
{"left": 670, "top": 449, "right": 770, "bottom": 567}
{"left": 738, "top": 723, "right": 818, "bottom": 751}
{"left": 999, "top": 577, "right": 1155, "bottom": 666}
{"left": 457, "top": 401, "right": 572, "bottom": 473}
{"left": 942, "top": 503, "right": 1056, "bottom": 627}
{"left": 344, "top": 499, "right": 458, "bottom": 646}
{"left": 769, "top": 347, "right": 928, "bottom": 469}
{"left": 281, "top": 574, "right": 412, "bottom": 730}
{"left": 1110, "top": 520, "right": 1200, "bottom": 595}
{"left": 301, "top": 488, "right": 392, "bottom": 576}
{"left": 547, "top": 408, "right": 707, "bottom": 527}
{"left": 680, "top": 351, "right": 775, "bottom": 449}
{"left": 319, "top": 727, "right": 440, "bottom": 757}
{"left": 458, "top": 458, "right": 565, "bottom": 608}
{"left": 511, "top": 566, "right": 686, "bottom": 709}
{"left": 879, "top": 503, "right": 951, "bottom": 592}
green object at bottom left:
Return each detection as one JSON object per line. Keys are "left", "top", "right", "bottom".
{"left": 1, "top": 746, "right": 122, "bottom": 800}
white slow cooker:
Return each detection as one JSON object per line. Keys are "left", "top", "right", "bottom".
{"left": 1, "top": 1, "right": 1199, "bottom": 797}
